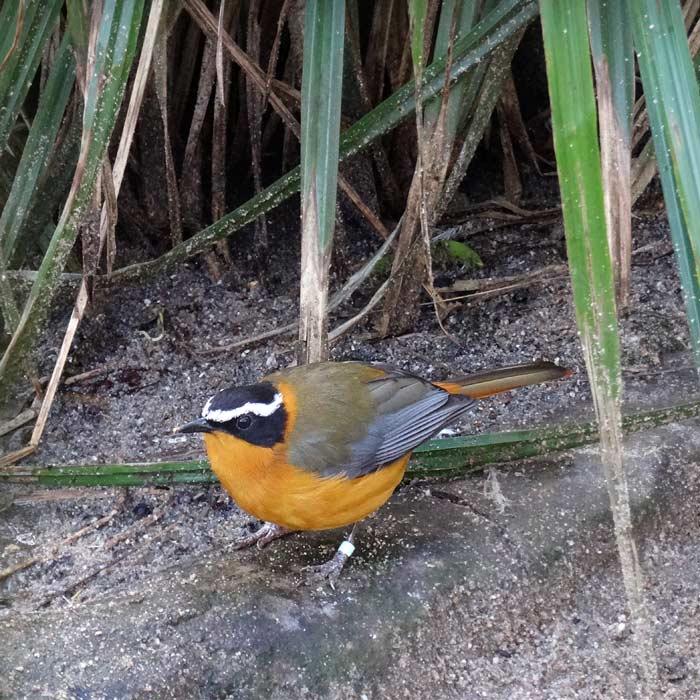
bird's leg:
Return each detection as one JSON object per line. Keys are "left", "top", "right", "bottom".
{"left": 232, "top": 521, "right": 292, "bottom": 550}
{"left": 302, "top": 523, "right": 359, "bottom": 590}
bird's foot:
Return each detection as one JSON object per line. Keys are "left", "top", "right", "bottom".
{"left": 233, "top": 521, "right": 291, "bottom": 550}
{"left": 301, "top": 536, "right": 356, "bottom": 590}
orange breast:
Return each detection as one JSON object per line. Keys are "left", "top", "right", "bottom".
{"left": 203, "top": 432, "right": 408, "bottom": 531}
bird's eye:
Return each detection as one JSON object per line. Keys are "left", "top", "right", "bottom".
{"left": 236, "top": 415, "right": 252, "bottom": 430}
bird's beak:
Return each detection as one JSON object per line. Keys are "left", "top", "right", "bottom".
{"left": 176, "top": 417, "right": 213, "bottom": 434}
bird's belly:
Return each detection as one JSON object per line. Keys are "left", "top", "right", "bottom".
{"left": 203, "top": 434, "right": 408, "bottom": 530}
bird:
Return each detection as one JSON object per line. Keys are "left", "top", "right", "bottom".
{"left": 178, "top": 359, "right": 570, "bottom": 586}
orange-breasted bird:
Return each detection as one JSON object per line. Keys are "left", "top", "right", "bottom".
{"left": 179, "top": 360, "right": 569, "bottom": 585}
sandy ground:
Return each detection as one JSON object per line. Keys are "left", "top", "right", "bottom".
{"left": 1, "top": 205, "right": 699, "bottom": 698}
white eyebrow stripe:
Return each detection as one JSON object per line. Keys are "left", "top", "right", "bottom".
{"left": 203, "top": 392, "right": 284, "bottom": 423}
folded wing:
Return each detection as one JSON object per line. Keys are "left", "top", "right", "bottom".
{"left": 339, "top": 368, "right": 474, "bottom": 478}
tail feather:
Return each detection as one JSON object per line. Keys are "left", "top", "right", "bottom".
{"left": 435, "top": 361, "right": 571, "bottom": 399}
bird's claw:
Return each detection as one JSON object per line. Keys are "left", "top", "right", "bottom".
{"left": 300, "top": 550, "right": 350, "bottom": 590}
{"left": 232, "top": 521, "right": 290, "bottom": 550}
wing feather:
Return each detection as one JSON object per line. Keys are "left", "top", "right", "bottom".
{"left": 360, "top": 395, "right": 474, "bottom": 472}
{"left": 333, "top": 370, "right": 474, "bottom": 479}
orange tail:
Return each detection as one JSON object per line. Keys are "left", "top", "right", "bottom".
{"left": 435, "top": 361, "right": 571, "bottom": 399}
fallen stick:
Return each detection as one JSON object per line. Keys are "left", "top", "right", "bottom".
{"left": 104, "top": 509, "right": 164, "bottom": 550}
{"left": 0, "top": 409, "right": 36, "bottom": 438}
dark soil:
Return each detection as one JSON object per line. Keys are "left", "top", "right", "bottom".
{"left": 3, "top": 202, "right": 689, "bottom": 466}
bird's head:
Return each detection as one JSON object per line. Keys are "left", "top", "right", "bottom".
{"left": 178, "top": 381, "right": 287, "bottom": 447}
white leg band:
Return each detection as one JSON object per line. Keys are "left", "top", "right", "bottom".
{"left": 338, "top": 540, "right": 355, "bottom": 558}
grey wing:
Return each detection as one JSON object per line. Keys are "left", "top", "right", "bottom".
{"left": 338, "top": 371, "right": 475, "bottom": 479}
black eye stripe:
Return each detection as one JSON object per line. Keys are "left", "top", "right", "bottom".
{"left": 202, "top": 381, "right": 287, "bottom": 447}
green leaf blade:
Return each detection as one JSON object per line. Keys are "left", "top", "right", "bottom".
{"left": 542, "top": 0, "right": 659, "bottom": 690}
{"left": 5, "top": 400, "right": 700, "bottom": 487}
{"left": 541, "top": 0, "right": 621, "bottom": 402}
{"left": 0, "top": 37, "right": 76, "bottom": 263}
{"left": 587, "top": 0, "right": 634, "bottom": 143}
{"left": 0, "top": 0, "right": 64, "bottom": 154}
{"left": 631, "top": 0, "right": 700, "bottom": 370}
{"left": 300, "top": 0, "right": 345, "bottom": 252}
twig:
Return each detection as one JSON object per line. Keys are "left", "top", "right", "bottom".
{"left": 340, "top": 173, "right": 392, "bottom": 239}
{"left": 0, "top": 492, "right": 125, "bottom": 582}
{"left": 426, "top": 283, "right": 466, "bottom": 350}
{"left": 498, "top": 70, "right": 544, "bottom": 175}
{"left": 153, "top": 14, "right": 183, "bottom": 246}
{"left": 433, "top": 238, "right": 673, "bottom": 307}
{"left": 215, "top": 0, "right": 226, "bottom": 107}
{"left": 434, "top": 264, "right": 569, "bottom": 302}
{"left": 245, "top": 0, "right": 268, "bottom": 260}
{"left": 328, "top": 278, "right": 391, "bottom": 343}
{"left": 180, "top": 36, "right": 218, "bottom": 187}
{"left": 104, "top": 509, "right": 164, "bottom": 550}
{"left": 433, "top": 219, "right": 529, "bottom": 243}
{"left": 32, "top": 364, "right": 144, "bottom": 389}
{"left": 185, "top": 0, "right": 298, "bottom": 130}
{"left": 195, "top": 320, "right": 297, "bottom": 356}
{"left": 0, "top": 409, "right": 36, "bottom": 438}
{"left": 200, "top": 224, "right": 400, "bottom": 354}
{"left": 36, "top": 550, "right": 132, "bottom": 608}
{"left": 265, "top": 0, "right": 291, "bottom": 99}
{"left": 30, "top": 282, "right": 87, "bottom": 448}
{"left": 444, "top": 197, "right": 561, "bottom": 218}
{"left": 0, "top": 444, "right": 36, "bottom": 468}
{"left": 631, "top": 239, "right": 675, "bottom": 264}
{"left": 62, "top": 365, "right": 116, "bottom": 386}
{"left": 269, "top": 77, "right": 301, "bottom": 103}
{"left": 329, "top": 222, "right": 399, "bottom": 305}
{"left": 428, "top": 488, "right": 497, "bottom": 522}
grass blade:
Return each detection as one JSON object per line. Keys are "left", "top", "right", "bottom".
{"left": 66, "top": 0, "right": 90, "bottom": 61}
{"left": 438, "top": 29, "right": 523, "bottom": 221}
{"left": 0, "top": 35, "right": 75, "bottom": 337}
{"left": 632, "top": 1, "right": 700, "bottom": 373}
{"left": 408, "top": 0, "right": 428, "bottom": 74}
{"left": 0, "top": 0, "right": 63, "bottom": 154}
{"left": 425, "top": 0, "right": 481, "bottom": 143}
{"left": 297, "top": 0, "right": 345, "bottom": 362}
{"left": 541, "top": 0, "right": 658, "bottom": 691}
{"left": 0, "top": 36, "right": 76, "bottom": 265}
